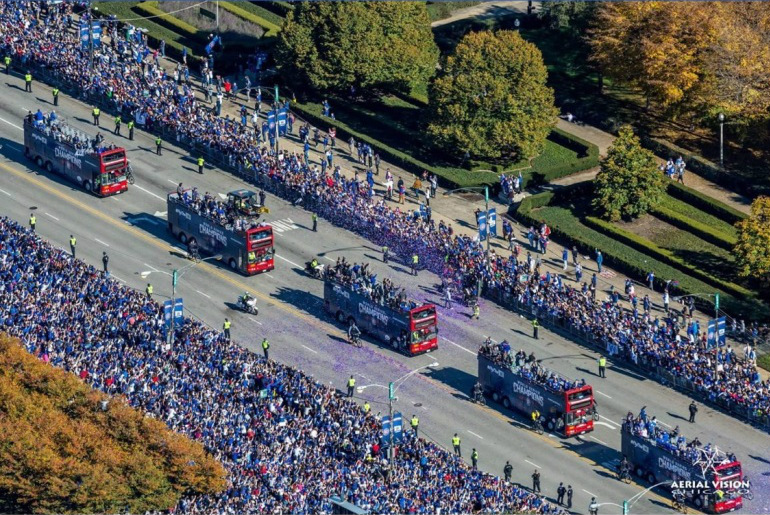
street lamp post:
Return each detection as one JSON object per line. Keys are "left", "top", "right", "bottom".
{"left": 357, "top": 362, "right": 439, "bottom": 473}
{"left": 144, "top": 254, "right": 222, "bottom": 345}
{"left": 444, "top": 186, "right": 490, "bottom": 296}
{"left": 718, "top": 112, "right": 725, "bottom": 169}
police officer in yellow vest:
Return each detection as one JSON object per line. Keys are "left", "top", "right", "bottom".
{"left": 452, "top": 433, "right": 461, "bottom": 457}
{"left": 223, "top": 318, "right": 231, "bottom": 340}
{"left": 248, "top": 251, "right": 256, "bottom": 263}
{"left": 532, "top": 318, "right": 539, "bottom": 339}
{"left": 411, "top": 415, "right": 419, "bottom": 437}
{"left": 52, "top": 87, "right": 59, "bottom": 106}
{"left": 411, "top": 253, "right": 419, "bottom": 276}
{"left": 363, "top": 401, "right": 370, "bottom": 414}
{"left": 347, "top": 375, "right": 356, "bottom": 398}
{"left": 69, "top": 235, "right": 77, "bottom": 258}
{"left": 197, "top": 157, "right": 205, "bottom": 174}
{"left": 92, "top": 107, "right": 100, "bottom": 125}
{"left": 261, "top": 338, "right": 270, "bottom": 360}
{"left": 471, "top": 448, "right": 479, "bottom": 469}
{"left": 155, "top": 136, "right": 163, "bottom": 155}
{"left": 29, "top": 213, "right": 36, "bottom": 232}
{"left": 3, "top": 55, "right": 10, "bottom": 75}
{"left": 24, "top": 71, "right": 32, "bottom": 92}
{"left": 127, "top": 120, "right": 135, "bottom": 140}
{"left": 472, "top": 303, "right": 480, "bottom": 320}
{"left": 598, "top": 355, "right": 607, "bottom": 378}
{"left": 114, "top": 115, "right": 122, "bottom": 135}
{"left": 145, "top": 283, "right": 153, "bottom": 299}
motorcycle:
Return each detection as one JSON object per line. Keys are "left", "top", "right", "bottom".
{"left": 532, "top": 417, "right": 544, "bottom": 435}
{"left": 126, "top": 163, "right": 136, "bottom": 185}
{"left": 463, "top": 288, "right": 477, "bottom": 307}
{"left": 470, "top": 387, "right": 486, "bottom": 405}
{"left": 236, "top": 295, "right": 258, "bottom": 315}
{"left": 305, "top": 261, "right": 325, "bottom": 279}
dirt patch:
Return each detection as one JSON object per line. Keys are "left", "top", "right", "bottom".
{"left": 616, "top": 213, "right": 680, "bottom": 245}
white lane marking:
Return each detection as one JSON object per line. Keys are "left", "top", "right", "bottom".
{"left": 246, "top": 318, "right": 263, "bottom": 326}
{"left": 467, "top": 430, "right": 484, "bottom": 440}
{"left": 323, "top": 256, "right": 335, "bottom": 262}
{"left": 0, "top": 189, "right": 11, "bottom": 196}
{"left": 134, "top": 184, "right": 165, "bottom": 202}
{"left": 658, "top": 420, "right": 672, "bottom": 428}
{"left": 94, "top": 238, "right": 110, "bottom": 247}
{"left": 583, "top": 489, "right": 596, "bottom": 497}
{"left": 111, "top": 275, "right": 126, "bottom": 283}
{"left": 264, "top": 273, "right": 274, "bottom": 278}
{"left": 590, "top": 435, "right": 608, "bottom": 445}
{"left": 440, "top": 336, "right": 475, "bottom": 355}
{"left": 357, "top": 373, "right": 369, "bottom": 380}
{"left": 167, "top": 179, "right": 178, "bottom": 185}
{"left": 301, "top": 344, "right": 319, "bottom": 354}
{"left": 0, "top": 115, "right": 23, "bottom": 131}
{"left": 195, "top": 290, "right": 211, "bottom": 299}
{"left": 143, "top": 263, "right": 160, "bottom": 272}
{"left": 595, "top": 390, "right": 612, "bottom": 399}
{"left": 600, "top": 415, "right": 621, "bottom": 428}
{"left": 275, "top": 254, "right": 302, "bottom": 268}
{"left": 44, "top": 212, "right": 59, "bottom": 221}
{"left": 524, "top": 459, "right": 542, "bottom": 469}
{"left": 595, "top": 421, "right": 618, "bottom": 430}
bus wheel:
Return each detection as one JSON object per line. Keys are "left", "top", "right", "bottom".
{"left": 635, "top": 466, "right": 644, "bottom": 478}
{"left": 179, "top": 233, "right": 188, "bottom": 244}
{"left": 491, "top": 391, "right": 500, "bottom": 403}
{"left": 646, "top": 472, "right": 656, "bottom": 484}
{"left": 84, "top": 180, "right": 92, "bottom": 192}
{"left": 45, "top": 161, "right": 53, "bottom": 173}
{"left": 229, "top": 259, "right": 237, "bottom": 270}
{"left": 35, "top": 156, "right": 44, "bottom": 167}
{"left": 693, "top": 497, "right": 703, "bottom": 509}
{"left": 547, "top": 419, "right": 555, "bottom": 431}
{"left": 336, "top": 311, "right": 345, "bottom": 323}
{"left": 502, "top": 397, "right": 511, "bottom": 409}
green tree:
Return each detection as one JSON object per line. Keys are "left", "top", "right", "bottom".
{"left": 734, "top": 196, "right": 770, "bottom": 285}
{"left": 276, "top": 2, "right": 438, "bottom": 97}
{"left": 592, "top": 125, "right": 665, "bottom": 221}
{"left": 427, "top": 30, "right": 557, "bottom": 162}
{"left": 539, "top": 1, "right": 598, "bottom": 38}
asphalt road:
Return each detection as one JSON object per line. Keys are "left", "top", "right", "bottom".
{"left": 0, "top": 74, "right": 767, "bottom": 515}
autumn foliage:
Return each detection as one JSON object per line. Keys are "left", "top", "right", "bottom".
{"left": 734, "top": 196, "right": 770, "bottom": 287}
{"left": 589, "top": 2, "right": 770, "bottom": 125}
{"left": 0, "top": 334, "right": 226, "bottom": 514}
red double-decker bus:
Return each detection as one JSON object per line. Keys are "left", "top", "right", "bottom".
{"left": 167, "top": 189, "right": 274, "bottom": 275}
{"left": 323, "top": 276, "right": 438, "bottom": 356}
{"left": 23, "top": 110, "right": 128, "bottom": 196}
{"left": 478, "top": 343, "right": 595, "bottom": 437}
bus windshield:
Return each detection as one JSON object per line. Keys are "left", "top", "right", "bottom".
{"left": 249, "top": 228, "right": 273, "bottom": 244}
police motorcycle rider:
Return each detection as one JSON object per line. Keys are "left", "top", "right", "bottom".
{"left": 237, "top": 291, "right": 258, "bottom": 315}
{"left": 471, "top": 381, "right": 485, "bottom": 404}
{"left": 305, "top": 257, "right": 324, "bottom": 279}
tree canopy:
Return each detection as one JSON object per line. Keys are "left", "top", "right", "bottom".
{"left": 592, "top": 125, "right": 665, "bottom": 221}
{"left": 427, "top": 30, "right": 557, "bottom": 162}
{"left": 275, "top": 2, "right": 438, "bottom": 97}
{"left": 0, "top": 334, "right": 226, "bottom": 514}
{"left": 734, "top": 196, "right": 770, "bottom": 285}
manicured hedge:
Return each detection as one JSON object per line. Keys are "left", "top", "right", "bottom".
{"left": 515, "top": 190, "right": 768, "bottom": 319}
{"left": 583, "top": 215, "right": 752, "bottom": 298}
{"left": 759, "top": 353, "right": 770, "bottom": 373}
{"left": 650, "top": 204, "right": 736, "bottom": 250}
{"left": 134, "top": 2, "right": 204, "bottom": 42}
{"left": 261, "top": 1, "right": 294, "bottom": 17}
{"left": 218, "top": 1, "right": 281, "bottom": 36}
{"left": 666, "top": 182, "right": 746, "bottom": 225}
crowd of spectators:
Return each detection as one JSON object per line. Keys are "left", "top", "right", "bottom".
{"left": 326, "top": 258, "right": 420, "bottom": 314}
{"left": 479, "top": 339, "right": 587, "bottom": 393}
{"left": 622, "top": 408, "right": 735, "bottom": 470}
{"left": 0, "top": 216, "right": 570, "bottom": 514}
{"left": 2, "top": 1, "right": 767, "bottom": 426}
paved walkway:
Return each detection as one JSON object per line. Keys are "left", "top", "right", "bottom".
{"left": 430, "top": 1, "right": 528, "bottom": 28}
